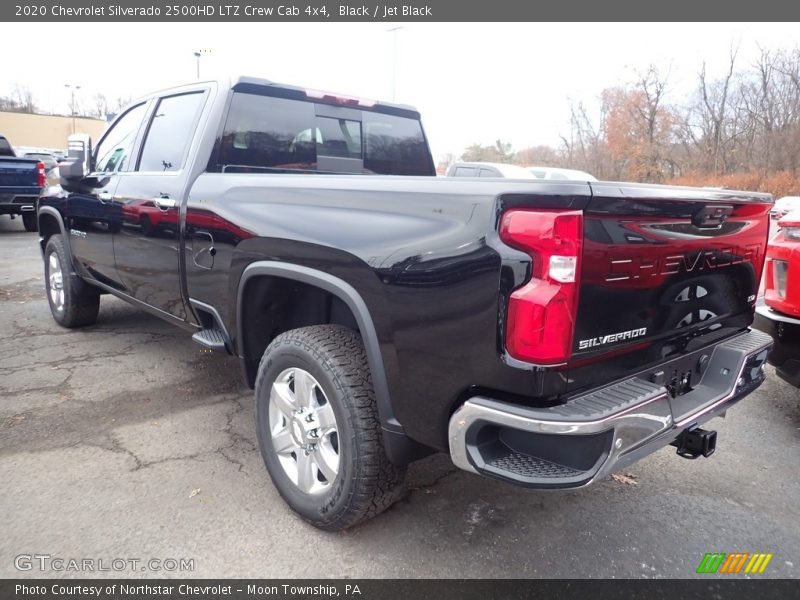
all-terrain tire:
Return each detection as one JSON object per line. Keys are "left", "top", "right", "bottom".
{"left": 254, "top": 325, "right": 406, "bottom": 530}
{"left": 44, "top": 234, "right": 100, "bottom": 328}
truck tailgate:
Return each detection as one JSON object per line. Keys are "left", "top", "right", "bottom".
{"left": 567, "top": 183, "right": 772, "bottom": 394}
{"left": 0, "top": 157, "right": 42, "bottom": 192}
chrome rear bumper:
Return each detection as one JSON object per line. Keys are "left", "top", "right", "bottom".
{"left": 448, "top": 328, "right": 773, "bottom": 488}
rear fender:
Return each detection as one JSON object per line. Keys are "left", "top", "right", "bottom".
{"left": 236, "top": 261, "right": 431, "bottom": 465}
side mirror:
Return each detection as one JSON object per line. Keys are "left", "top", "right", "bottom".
{"left": 59, "top": 134, "right": 92, "bottom": 182}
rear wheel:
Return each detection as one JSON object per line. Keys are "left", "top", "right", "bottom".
{"left": 254, "top": 325, "right": 406, "bottom": 530}
{"left": 22, "top": 212, "right": 37, "bottom": 232}
{"left": 44, "top": 234, "right": 100, "bottom": 328}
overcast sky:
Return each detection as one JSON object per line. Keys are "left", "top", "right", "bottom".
{"left": 3, "top": 22, "right": 799, "bottom": 161}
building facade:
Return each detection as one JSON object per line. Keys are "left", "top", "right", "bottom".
{"left": 0, "top": 111, "right": 108, "bottom": 151}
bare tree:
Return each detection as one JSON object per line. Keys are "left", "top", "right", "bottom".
{"left": 452, "top": 46, "right": 800, "bottom": 194}
{"left": 91, "top": 93, "right": 109, "bottom": 119}
{"left": 679, "top": 46, "right": 740, "bottom": 175}
{"left": 112, "top": 95, "right": 133, "bottom": 114}
{"left": 460, "top": 140, "right": 514, "bottom": 163}
{"left": 12, "top": 85, "right": 36, "bottom": 113}
{"left": 561, "top": 100, "right": 608, "bottom": 177}
{"left": 515, "top": 145, "right": 560, "bottom": 166}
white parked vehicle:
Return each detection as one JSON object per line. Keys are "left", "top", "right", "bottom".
{"left": 445, "top": 162, "right": 539, "bottom": 179}
{"left": 526, "top": 166, "right": 597, "bottom": 181}
{"left": 770, "top": 196, "right": 800, "bottom": 220}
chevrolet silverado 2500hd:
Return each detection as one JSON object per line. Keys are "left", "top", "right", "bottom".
{"left": 39, "top": 77, "right": 774, "bottom": 530}
{"left": 1, "top": 134, "right": 46, "bottom": 231}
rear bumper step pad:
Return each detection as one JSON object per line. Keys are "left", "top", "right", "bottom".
{"left": 448, "top": 328, "right": 773, "bottom": 488}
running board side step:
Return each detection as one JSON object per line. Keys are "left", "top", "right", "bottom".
{"left": 189, "top": 298, "right": 232, "bottom": 354}
{"left": 192, "top": 328, "right": 228, "bottom": 353}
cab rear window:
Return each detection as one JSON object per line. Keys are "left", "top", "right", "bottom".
{"left": 212, "top": 92, "right": 434, "bottom": 176}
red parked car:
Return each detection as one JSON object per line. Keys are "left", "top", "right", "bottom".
{"left": 758, "top": 210, "right": 800, "bottom": 342}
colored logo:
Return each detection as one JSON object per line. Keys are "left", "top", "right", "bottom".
{"left": 696, "top": 552, "right": 773, "bottom": 574}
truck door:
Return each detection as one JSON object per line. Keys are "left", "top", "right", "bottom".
{"left": 111, "top": 90, "right": 207, "bottom": 322}
{"left": 67, "top": 102, "right": 149, "bottom": 287}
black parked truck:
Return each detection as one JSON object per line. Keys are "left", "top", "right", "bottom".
{"left": 39, "top": 76, "right": 774, "bottom": 530}
{"left": 0, "top": 134, "right": 46, "bottom": 231}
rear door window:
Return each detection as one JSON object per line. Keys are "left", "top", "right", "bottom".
{"left": 479, "top": 168, "right": 499, "bottom": 177}
{"left": 218, "top": 94, "right": 317, "bottom": 172}
{"left": 138, "top": 92, "right": 205, "bottom": 172}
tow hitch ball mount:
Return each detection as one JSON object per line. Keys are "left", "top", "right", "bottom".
{"left": 671, "top": 426, "right": 717, "bottom": 459}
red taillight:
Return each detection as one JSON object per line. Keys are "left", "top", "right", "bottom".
{"left": 36, "top": 161, "right": 46, "bottom": 187}
{"left": 499, "top": 209, "right": 583, "bottom": 365}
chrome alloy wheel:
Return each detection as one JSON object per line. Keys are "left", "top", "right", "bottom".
{"left": 269, "top": 368, "right": 339, "bottom": 495}
{"left": 47, "top": 251, "right": 65, "bottom": 313}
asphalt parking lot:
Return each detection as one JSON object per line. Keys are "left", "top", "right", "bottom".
{"left": 1, "top": 216, "right": 799, "bottom": 579}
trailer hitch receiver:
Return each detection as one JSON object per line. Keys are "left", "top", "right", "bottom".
{"left": 671, "top": 426, "right": 717, "bottom": 459}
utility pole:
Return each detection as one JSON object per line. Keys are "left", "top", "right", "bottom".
{"left": 387, "top": 27, "right": 403, "bottom": 101}
{"left": 194, "top": 49, "right": 211, "bottom": 80}
{"left": 64, "top": 83, "right": 81, "bottom": 135}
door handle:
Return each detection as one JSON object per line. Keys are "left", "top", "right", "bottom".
{"left": 98, "top": 191, "right": 113, "bottom": 202}
{"left": 153, "top": 196, "right": 177, "bottom": 210}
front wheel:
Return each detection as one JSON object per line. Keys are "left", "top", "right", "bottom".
{"left": 44, "top": 234, "right": 100, "bottom": 328}
{"left": 254, "top": 325, "right": 406, "bottom": 530}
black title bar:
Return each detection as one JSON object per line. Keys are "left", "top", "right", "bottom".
{"left": 2, "top": 580, "right": 800, "bottom": 600}
{"left": 4, "top": 0, "right": 800, "bottom": 21}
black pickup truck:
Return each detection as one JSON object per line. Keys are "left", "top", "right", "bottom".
{"left": 39, "top": 76, "right": 774, "bottom": 530}
{"left": 1, "top": 134, "right": 45, "bottom": 231}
